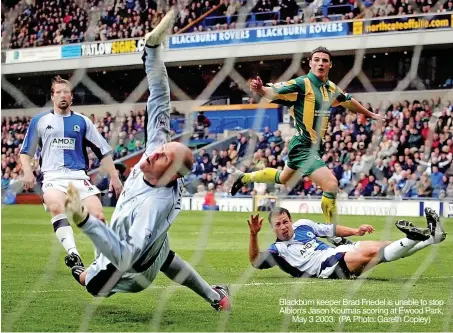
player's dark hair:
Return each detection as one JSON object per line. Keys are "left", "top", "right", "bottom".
{"left": 51, "top": 76, "right": 72, "bottom": 95}
{"left": 310, "top": 46, "right": 332, "bottom": 61}
{"left": 268, "top": 207, "right": 292, "bottom": 226}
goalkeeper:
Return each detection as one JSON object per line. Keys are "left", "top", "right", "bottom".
{"left": 64, "top": 10, "right": 230, "bottom": 311}
{"left": 231, "top": 47, "right": 385, "bottom": 229}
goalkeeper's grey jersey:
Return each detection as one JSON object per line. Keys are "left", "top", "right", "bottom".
{"left": 108, "top": 135, "right": 184, "bottom": 273}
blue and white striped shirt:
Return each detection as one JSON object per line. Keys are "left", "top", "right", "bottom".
{"left": 20, "top": 110, "right": 112, "bottom": 181}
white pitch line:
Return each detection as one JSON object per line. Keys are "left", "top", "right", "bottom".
{"left": 5, "top": 276, "right": 453, "bottom": 294}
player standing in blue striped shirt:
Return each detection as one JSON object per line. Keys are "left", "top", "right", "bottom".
{"left": 20, "top": 76, "right": 123, "bottom": 268}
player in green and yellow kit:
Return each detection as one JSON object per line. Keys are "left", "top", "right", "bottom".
{"left": 231, "top": 47, "right": 384, "bottom": 227}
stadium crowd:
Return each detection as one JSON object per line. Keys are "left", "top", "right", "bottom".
{"left": 1, "top": 116, "right": 30, "bottom": 193}
{"left": 2, "top": 97, "right": 453, "bottom": 199}
{"left": 190, "top": 97, "right": 453, "bottom": 199}
{"left": 3, "top": 0, "right": 452, "bottom": 49}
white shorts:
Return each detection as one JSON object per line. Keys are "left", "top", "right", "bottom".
{"left": 317, "top": 242, "right": 361, "bottom": 279}
{"left": 42, "top": 178, "right": 101, "bottom": 200}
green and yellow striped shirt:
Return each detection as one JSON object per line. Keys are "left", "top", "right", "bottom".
{"left": 268, "top": 71, "right": 351, "bottom": 145}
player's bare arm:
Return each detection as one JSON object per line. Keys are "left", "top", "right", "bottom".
{"left": 335, "top": 224, "right": 375, "bottom": 237}
{"left": 19, "top": 153, "right": 36, "bottom": 190}
{"left": 248, "top": 214, "right": 264, "bottom": 265}
{"left": 332, "top": 97, "right": 385, "bottom": 121}
{"left": 99, "top": 154, "right": 123, "bottom": 197}
{"left": 249, "top": 76, "right": 275, "bottom": 100}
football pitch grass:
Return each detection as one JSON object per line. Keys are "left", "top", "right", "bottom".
{"left": 2, "top": 205, "right": 453, "bottom": 332}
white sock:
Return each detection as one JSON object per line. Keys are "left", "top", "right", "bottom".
{"left": 381, "top": 238, "right": 419, "bottom": 262}
{"left": 52, "top": 214, "right": 79, "bottom": 255}
{"left": 403, "top": 236, "right": 435, "bottom": 258}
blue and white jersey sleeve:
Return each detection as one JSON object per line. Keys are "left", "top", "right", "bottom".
{"left": 268, "top": 243, "right": 279, "bottom": 254}
{"left": 81, "top": 114, "right": 112, "bottom": 159}
{"left": 293, "top": 219, "right": 335, "bottom": 238}
{"left": 20, "top": 112, "right": 47, "bottom": 157}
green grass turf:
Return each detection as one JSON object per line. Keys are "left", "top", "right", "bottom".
{"left": 2, "top": 205, "right": 453, "bottom": 332}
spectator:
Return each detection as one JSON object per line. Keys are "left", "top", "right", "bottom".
{"left": 127, "top": 134, "right": 137, "bottom": 152}
{"left": 371, "top": 184, "right": 383, "bottom": 197}
{"left": 256, "top": 135, "right": 268, "bottom": 150}
{"left": 339, "top": 164, "right": 352, "bottom": 188}
{"left": 218, "top": 149, "right": 230, "bottom": 167}
{"left": 192, "top": 112, "right": 211, "bottom": 139}
{"left": 268, "top": 130, "right": 283, "bottom": 146}
{"left": 280, "top": 0, "right": 298, "bottom": 21}
{"left": 430, "top": 165, "right": 444, "bottom": 194}
{"left": 211, "top": 149, "right": 220, "bottom": 169}
{"left": 236, "top": 184, "right": 251, "bottom": 196}
{"left": 363, "top": 174, "right": 376, "bottom": 196}
{"left": 262, "top": 126, "right": 274, "bottom": 141}
{"left": 418, "top": 173, "right": 433, "bottom": 197}
{"left": 201, "top": 155, "right": 214, "bottom": 173}
{"left": 194, "top": 184, "right": 207, "bottom": 197}
{"left": 114, "top": 138, "right": 127, "bottom": 158}
{"left": 228, "top": 144, "right": 239, "bottom": 164}
{"left": 218, "top": 167, "right": 229, "bottom": 182}
{"left": 196, "top": 149, "right": 207, "bottom": 164}
{"left": 203, "top": 183, "right": 218, "bottom": 210}
{"left": 237, "top": 136, "right": 248, "bottom": 158}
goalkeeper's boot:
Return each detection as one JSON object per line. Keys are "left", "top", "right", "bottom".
{"left": 71, "top": 266, "right": 86, "bottom": 286}
{"left": 211, "top": 285, "right": 231, "bottom": 311}
{"left": 65, "top": 252, "right": 84, "bottom": 269}
{"left": 230, "top": 171, "right": 246, "bottom": 196}
{"left": 424, "top": 207, "right": 447, "bottom": 243}
{"left": 395, "top": 220, "right": 431, "bottom": 241}
{"left": 145, "top": 9, "right": 176, "bottom": 47}
{"left": 65, "top": 183, "right": 89, "bottom": 227}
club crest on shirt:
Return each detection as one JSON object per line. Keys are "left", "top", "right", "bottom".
{"left": 156, "top": 114, "right": 169, "bottom": 129}
{"left": 73, "top": 125, "right": 80, "bottom": 132}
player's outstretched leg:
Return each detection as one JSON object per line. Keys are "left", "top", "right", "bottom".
{"left": 320, "top": 192, "right": 337, "bottom": 224}
{"left": 378, "top": 220, "right": 430, "bottom": 263}
{"left": 402, "top": 209, "right": 447, "bottom": 258}
{"left": 142, "top": 9, "right": 175, "bottom": 145}
{"left": 231, "top": 169, "right": 281, "bottom": 196}
{"left": 160, "top": 252, "right": 231, "bottom": 311}
{"left": 44, "top": 190, "right": 84, "bottom": 267}
{"left": 144, "top": 9, "right": 175, "bottom": 47}
{"left": 395, "top": 220, "right": 431, "bottom": 241}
